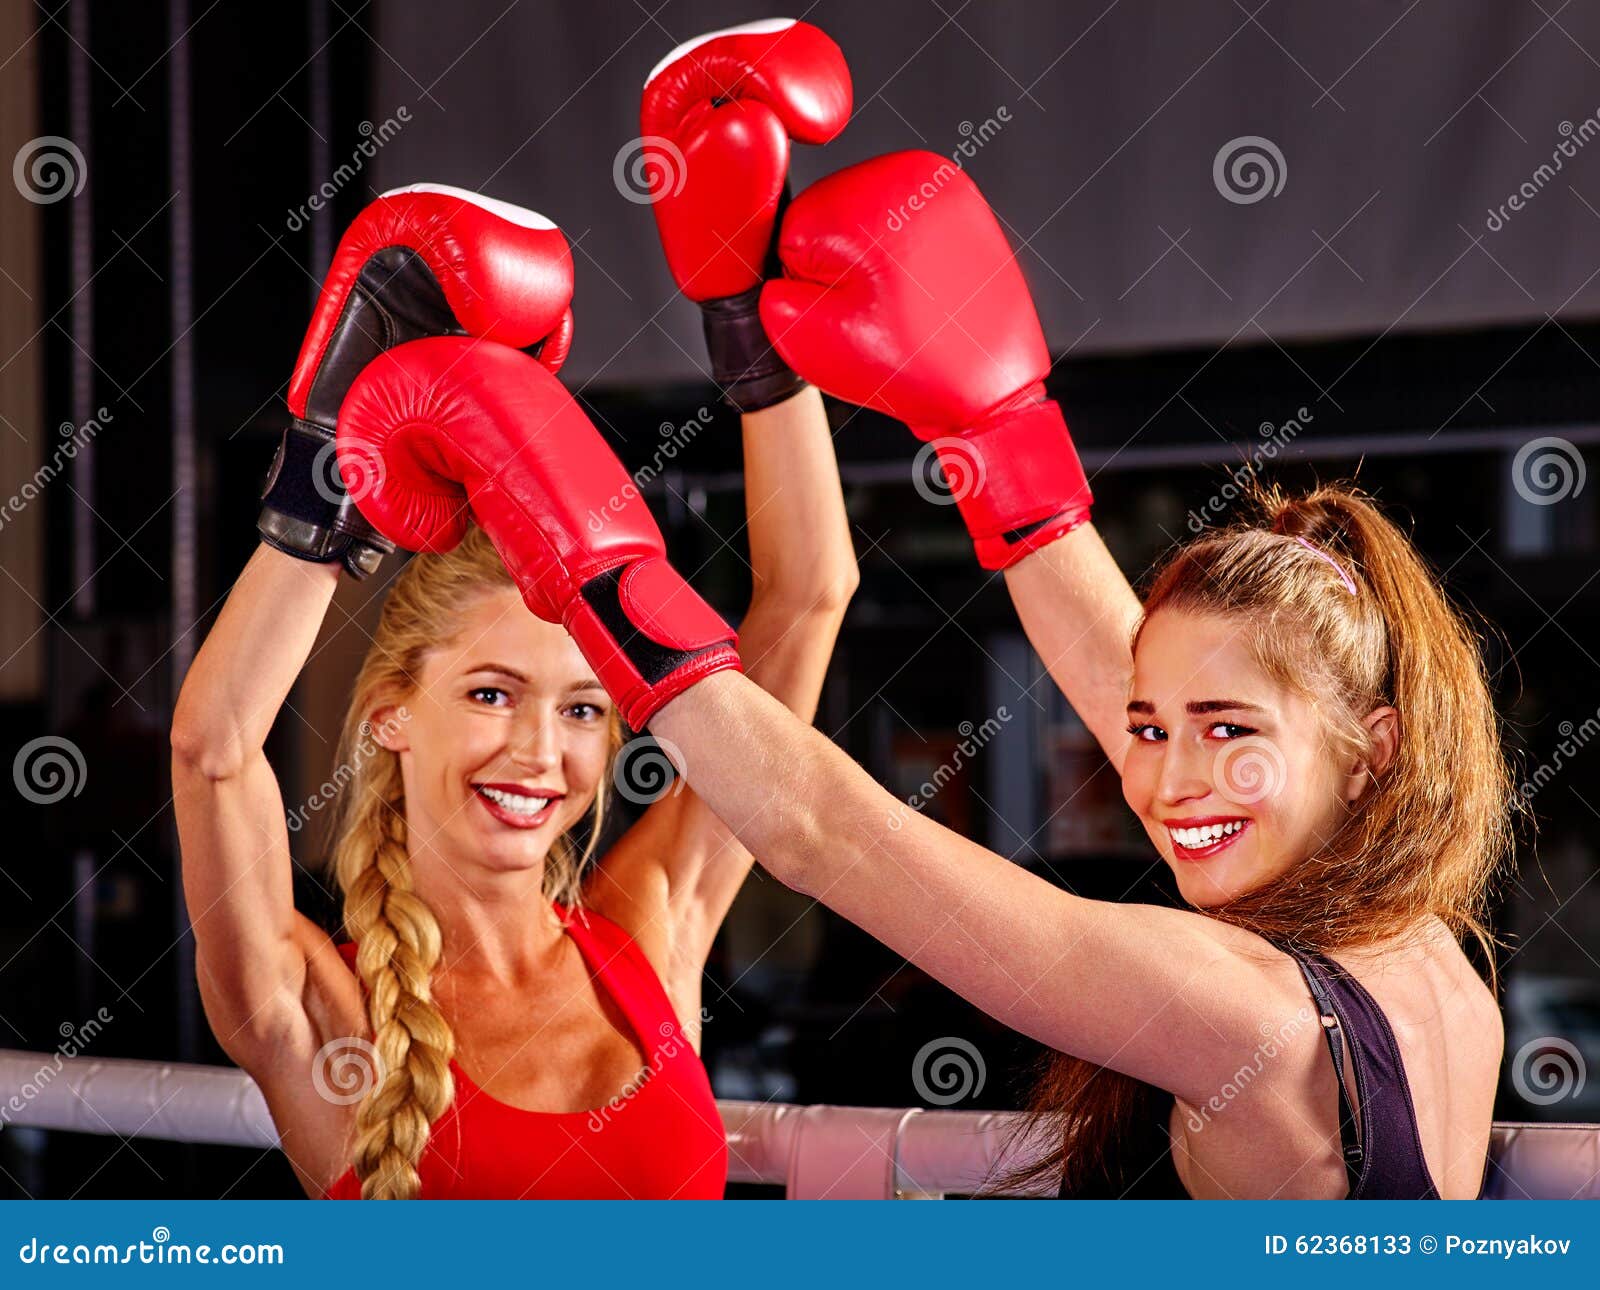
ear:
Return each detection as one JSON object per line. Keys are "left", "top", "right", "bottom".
{"left": 1343, "top": 705, "right": 1398, "bottom": 805}
{"left": 366, "top": 700, "right": 413, "bottom": 753}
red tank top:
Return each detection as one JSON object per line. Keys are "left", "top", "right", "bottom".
{"left": 324, "top": 902, "right": 727, "bottom": 1199}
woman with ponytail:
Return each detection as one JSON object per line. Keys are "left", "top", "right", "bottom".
{"left": 171, "top": 192, "right": 856, "bottom": 1199}
{"left": 994, "top": 480, "right": 1518, "bottom": 1197}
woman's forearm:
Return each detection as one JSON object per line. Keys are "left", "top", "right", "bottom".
{"left": 1004, "top": 523, "right": 1142, "bottom": 772}
{"left": 735, "top": 384, "right": 858, "bottom": 722}
{"left": 739, "top": 385, "right": 858, "bottom": 608}
{"left": 170, "top": 546, "right": 341, "bottom": 772}
{"left": 651, "top": 669, "right": 890, "bottom": 890}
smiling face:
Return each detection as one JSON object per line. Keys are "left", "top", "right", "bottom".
{"left": 1121, "top": 608, "right": 1363, "bottom": 908}
{"left": 372, "top": 586, "right": 616, "bottom": 884}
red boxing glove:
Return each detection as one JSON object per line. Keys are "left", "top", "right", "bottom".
{"left": 641, "top": 18, "right": 850, "bottom": 411}
{"left": 260, "top": 184, "right": 574, "bottom": 578}
{"left": 337, "top": 336, "right": 741, "bottom": 730}
{"left": 760, "top": 151, "right": 1092, "bottom": 570}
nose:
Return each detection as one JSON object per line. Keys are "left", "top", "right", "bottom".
{"left": 1154, "top": 736, "right": 1213, "bottom": 807}
{"left": 505, "top": 704, "right": 561, "bottom": 774}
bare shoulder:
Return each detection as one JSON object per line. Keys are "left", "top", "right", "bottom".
{"left": 1170, "top": 916, "right": 1500, "bottom": 1198}
{"left": 1346, "top": 918, "right": 1501, "bottom": 1038}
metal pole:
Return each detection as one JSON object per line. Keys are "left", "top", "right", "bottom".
{"left": 308, "top": 0, "right": 332, "bottom": 283}
{"left": 67, "top": 0, "right": 93, "bottom": 616}
{"left": 168, "top": 0, "right": 198, "bottom": 1065}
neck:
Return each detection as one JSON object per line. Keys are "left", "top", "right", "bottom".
{"left": 405, "top": 841, "right": 567, "bottom": 981}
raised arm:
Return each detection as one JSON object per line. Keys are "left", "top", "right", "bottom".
{"left": 172, "top": 551, "right": 350, "bottom": 1064}
{"left": 1005, "top": 526, "right": 1142, "bottom": 773}
{"left": 759, "top": 150, "right": 1147, "bottom": 768}
{"left": 588, "top": 18, "right": 856, "bottom": 971}
{"left": 173, "top": 185, "right": 577, "bottom": 1071}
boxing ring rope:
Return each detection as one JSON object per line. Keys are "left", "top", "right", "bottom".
{"left": 1, "top": 1050, "right": 1596, "bottom": 1199}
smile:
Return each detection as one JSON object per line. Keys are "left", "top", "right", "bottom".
{"left": 473, "top": 783, "right": 563, "bottom": 829}
{"left": 1165, "top": 818, "right": 1249, "bottom": 860}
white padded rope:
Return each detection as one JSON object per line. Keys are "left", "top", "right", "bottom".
{"left": 0, "top": 1049, "right": 1596, "bottom": 1198}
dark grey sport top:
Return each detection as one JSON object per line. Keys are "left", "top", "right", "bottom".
{"left": 1059, "top": 942, "right": 1474, "bottom": 1199}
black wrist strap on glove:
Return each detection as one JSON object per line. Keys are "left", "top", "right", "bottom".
{"left": 256, "top": 418, "right": 394, "bottom": 580}
{"left": 699, "top": 181, "right": 807, "bottom": 414}
{"left": 699, "top": 286, "right": 806, "bottom": 413}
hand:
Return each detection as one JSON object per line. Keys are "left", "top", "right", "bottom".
{"left": 258, "top": 184, "right": 574, "bottom": 578}
{"left": 641, "top": 19, "right": 850, "bottom": 411}
{"left": 760, "top": 151, "right": 1092, "bottom": 569}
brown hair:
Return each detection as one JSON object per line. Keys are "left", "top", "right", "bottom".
{"left": 324, "top": 523, "right": 623, "bottom": 1199}
{"left": 999, "top": 480, "right": 1520, "bottom": 1196}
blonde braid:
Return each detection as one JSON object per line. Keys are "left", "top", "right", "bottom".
{"left": 335, "top": 791, "right": 454, "bottom": 1200}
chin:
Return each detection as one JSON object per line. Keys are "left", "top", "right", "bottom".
{"left": 1173, "top": 872, "right": 1238, "bottom": 908}
{"left": 1165, "top": 853, "right": 1257, "bottom": 908}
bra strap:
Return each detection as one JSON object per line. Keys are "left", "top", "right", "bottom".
{"left": 1290, "top": 952, "right": 1366, "bottom": 1191}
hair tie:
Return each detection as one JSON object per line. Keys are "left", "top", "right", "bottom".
{"left": 1294, "top": 536, "right": 1357, "bottom": 595}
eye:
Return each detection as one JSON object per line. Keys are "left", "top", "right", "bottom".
{"left": 564, "top": 701, "right": 606, "bottom": 722}
{"left": 1126, "top": 723, "right": 1166, "bottom": 743}
{"left": 1206, "top": 722, "right": 1256, "bottom": 740}
{"left": 469, "top": 686, "right": 511, "bottom": 707}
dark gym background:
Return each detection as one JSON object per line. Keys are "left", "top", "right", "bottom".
{"left": 1, "top": 1, "right": 1597, "bottom": 1197}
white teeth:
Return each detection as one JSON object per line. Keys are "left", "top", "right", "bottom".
{"left": 1168, "top": 821, "right": 1245, "bottom": 849}
{"left": 478, "top": 786, "right": 553, "bottom": 815}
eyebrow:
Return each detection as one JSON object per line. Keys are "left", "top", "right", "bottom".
{"left": 1126, "top": 699, "right": 1269, "bottom": 716}
{"left": 462, "top": 663, "right": 607, "bottom": 693}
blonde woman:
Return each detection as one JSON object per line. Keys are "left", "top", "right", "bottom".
{"left": 172, "top": 192, "right": 855, "bottom": 1198}
{"left": 340, "top": 153, "right": 1518, "bottom": 1202}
